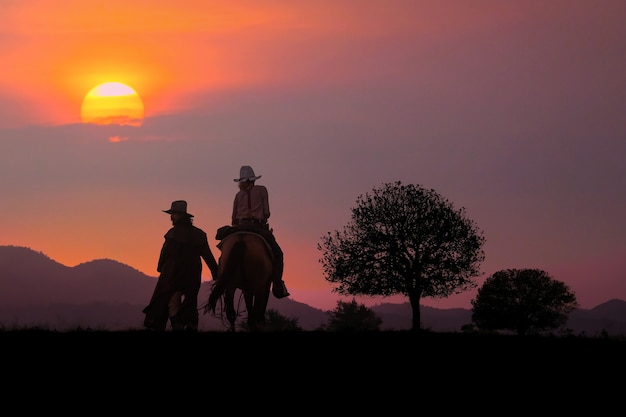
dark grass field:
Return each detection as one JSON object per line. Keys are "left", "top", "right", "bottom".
{"left": 4, "top": 328, "right": 625, "bottom": 363}
{"left": 4, "top": 327, "right": 625, "bottom": 346}
{"left": 3, "top": 329, "right": 623, "bottom": 410}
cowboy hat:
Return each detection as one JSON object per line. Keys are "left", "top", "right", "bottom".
{"left": 234, "top": 165, "right": 262, "bottom": 182}
{"left": 163, "top": 200, "right": 193, "bottom": 217}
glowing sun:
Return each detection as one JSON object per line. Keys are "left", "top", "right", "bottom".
{"left": 81, "top": 82, "right": 144, "bottom": 126}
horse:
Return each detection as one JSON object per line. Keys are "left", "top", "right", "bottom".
{"left": 203, "top": 231, "right": 274, "bottom": 331}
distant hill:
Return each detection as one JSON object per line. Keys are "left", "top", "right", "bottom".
{"left": 0, "top": 245, "right": 152, "bottom": 307}
{"left": 1, "top": 245, "right": 624, "bottom": 336}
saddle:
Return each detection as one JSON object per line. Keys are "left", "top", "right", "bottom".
{"left": 215, "top": 225, "right": 273, "bottom": 258}
{"left": 215, "top": 225, "right": 234, "bottom": 240}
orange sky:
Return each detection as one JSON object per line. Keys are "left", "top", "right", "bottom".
{"left": 2, "top": 1, "right": 625, "bottom": 311}
{"left": 1, "top": 1, "right": 518, "bottom": 126}
{"left": 2, "top": 1, "right": 282, "bottom": 124}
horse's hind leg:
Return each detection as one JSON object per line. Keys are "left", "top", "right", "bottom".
{"left": 224, "top": 290, "right": 237, "bottom": 332}
{"left": 244, "top": 293, "right": 259, "bottom": 331}
{"left": 254, "top": 281, "right": 272, "bottom": 330}
{"left": 226, "top": 310, "right": 236, "bottom": 332}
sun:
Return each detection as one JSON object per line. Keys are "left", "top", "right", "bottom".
{"left": 81, "top": 82, "right": 144, "bottom": 126}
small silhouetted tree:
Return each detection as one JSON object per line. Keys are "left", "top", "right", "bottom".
{"left": 265, "top": 309, "right": 302, "bottom": 331}
{"left": 318, "top": 181, "right": 485, "bottom": 332}
{"left": 324, "top": 299, "right": 382, "bottom": 332}
{"left": 237, "top": 308, "right": 302, "bottom": 332}
{"left": 471, "top": 268, "right": 578, "bottom": 336}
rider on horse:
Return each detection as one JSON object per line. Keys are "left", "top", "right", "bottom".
{"left": 216, "top": 165, "right": 290, "bottom": 299}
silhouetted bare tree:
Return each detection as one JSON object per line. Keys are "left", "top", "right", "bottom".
{"left": 471, "top": 268, "right": 578, "bottom": 336}
{"left": 318, "top": 181, "right": 485, "bottom": 332}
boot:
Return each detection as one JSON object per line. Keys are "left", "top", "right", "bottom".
{"left": 271, "top": 251, "right": 289, "bottom": 298}
{"left": 272, "top": 279, "right": 290, "bottom": 299}
{"left": 184, "top": 322, "right": 199, "bottom": 332}
{"left": 170, "top": 315, "right": 185, "bottom": 331}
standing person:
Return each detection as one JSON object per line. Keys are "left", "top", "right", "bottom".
{"left": 143, "top": 200, "right": 219, "bottom": 331}
{"left": 229, "top": 165, "right": 290, "bottom": 299}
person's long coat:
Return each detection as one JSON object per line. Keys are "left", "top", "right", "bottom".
{"left": 143, "top": 220, "right": 218, "bottom": 330}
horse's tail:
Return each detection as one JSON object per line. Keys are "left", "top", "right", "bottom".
{"left": 203, "top": 239, "right": 246, "bottom": 314}
{"left": 203, "top": 281, "right": 222, "bottom": 314}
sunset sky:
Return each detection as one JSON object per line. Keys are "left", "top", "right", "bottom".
{"left": 1, "top": 1, "right": 625, "bottom": 311}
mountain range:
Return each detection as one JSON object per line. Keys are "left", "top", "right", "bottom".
{"left": 1, "top": 245, "right": 624, "bottom": 336}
